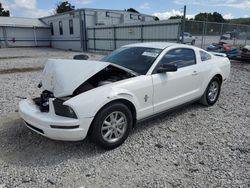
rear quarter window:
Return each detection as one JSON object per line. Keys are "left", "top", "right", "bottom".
{"left": 200, "top": 50, "right": 212, "bottom": 61}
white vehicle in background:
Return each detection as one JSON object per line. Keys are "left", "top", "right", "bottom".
{"left": 19, "top": 42, "right": 230, "bottom": 149}
{"left": 180, "top": 32, "right": 196, "bottom": 45}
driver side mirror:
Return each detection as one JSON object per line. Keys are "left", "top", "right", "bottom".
{"left": 157, "top": 64, "right": 178, "bottom": 73}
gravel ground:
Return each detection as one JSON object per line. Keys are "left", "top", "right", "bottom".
{"left": 0, "top": 48, "right": 249, "bottom": 188}
{"left": 0, "top": 47, "right": 103, "bottom": 71}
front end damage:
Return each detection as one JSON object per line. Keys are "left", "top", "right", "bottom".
{"left": 19, "top": 59, "right": 136, "bottom": 141}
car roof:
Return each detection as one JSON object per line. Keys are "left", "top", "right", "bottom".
{"left": 123, "top": 42, "right": 194, "bottom": 50}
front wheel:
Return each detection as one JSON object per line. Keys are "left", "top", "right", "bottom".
{"left": 199, "top": 77, "right": 221, "bottom": 106}
{"left": 90, "top": 103, "right": 133, "bottom": 149}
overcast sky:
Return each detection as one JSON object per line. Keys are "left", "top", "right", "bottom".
{"left": 1, "top": 0, "right": 250, "bottom": 19}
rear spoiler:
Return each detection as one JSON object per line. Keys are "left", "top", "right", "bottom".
{"left": 210, "top": 52, "right": 227, "bottom": 57}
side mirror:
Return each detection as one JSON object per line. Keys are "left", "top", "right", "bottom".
{"left": 73, "top": 54, "right": 89, "bottom": 60}
{"left": 157, "top": 64, "right": 178, "bottom": 73}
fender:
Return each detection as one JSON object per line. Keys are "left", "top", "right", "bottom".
{"left": 64, "top": 86, "right": 139, "bottom": 119}
{"left": 200, "top": 66, "right": 223, "bottom": 94}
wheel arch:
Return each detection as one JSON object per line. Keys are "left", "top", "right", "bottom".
{"left": 100, "top": 99, "right": 137, "bottom": 126}
{"left": 213, "top": 74, "right": 223, "bottom": 84}
{"left": 87, "top": 98, "right": 137, "bottom": 136}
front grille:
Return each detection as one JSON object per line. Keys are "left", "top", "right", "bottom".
{"left": 33, "top": 90, "right": 54, "bottom": 112}
{"left": 25, "top": 121, "right": 44, "bottom": 134}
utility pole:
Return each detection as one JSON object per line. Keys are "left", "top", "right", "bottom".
{"left": 181, "top": 5, "right": 186, "bottom": 44}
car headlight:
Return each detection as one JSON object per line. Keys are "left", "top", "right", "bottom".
{"left": 53, "top": 98, "right": 77, "bottom": 119}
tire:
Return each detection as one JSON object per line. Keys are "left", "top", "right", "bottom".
{"left": 199, "top": 77, "right": 221, "bottom": 106}
{"left": 90, "top": 103, "right": 133, "bottom": 150}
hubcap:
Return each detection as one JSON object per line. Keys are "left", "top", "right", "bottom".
{"left": 101, "top": 111, "right": 127, "bottom": 143}
{"left": 208, "top": 81, "right": 219, "bottom": 102}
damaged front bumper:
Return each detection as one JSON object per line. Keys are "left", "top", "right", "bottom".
{"left": 19, "top": 99, "right": 93, "bottom": 141}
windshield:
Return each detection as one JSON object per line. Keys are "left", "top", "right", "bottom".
{"left": 101, "top": 47, "right": 162, "bottom": 75}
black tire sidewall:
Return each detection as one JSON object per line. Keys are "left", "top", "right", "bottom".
{"left": 91, "top": 103, "right": 133, "bottom": 149}
{"left": 205, "top": 77, "right": 221, "bottom": 105}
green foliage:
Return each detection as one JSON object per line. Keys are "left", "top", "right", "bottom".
{"left": 154, "top": 16, "right": 160, "bottom": 21}
{"left": 194, "top": 12, "right": 225, "bottom": 23}
{"left": 228, "top": 18, "right": 250, "bottom": 25}
{"left": 56, "top": 1, "right": 75, "bottom": 14}
{"left": 126, "top": 8, "right": 140, "bottom": 14}
{"left": 0, "top": 3, "right": 10, "bottom": 17}
{"left": 169, "top": 15, "right": 183, "bottom": 20}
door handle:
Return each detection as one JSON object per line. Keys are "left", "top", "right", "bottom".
{"left": 192, "top": 71, "right": 198, "bottom": 76}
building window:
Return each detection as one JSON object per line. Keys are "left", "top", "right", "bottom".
{"left": 59, "top": 21, "right": 63, "bottom": 35}
{"left": 130, "top": 14, "right": 133, "bottom": 19}
{"left": 138, "top": 15, "right": 142, "bottom": 20}
{"left": 50, "top": 22, "right": 54, "bottom": 35}
{"left": 106, "top": 11, "right": 110, "bottom": 17}
{"left": 69, "top": 19, "right": 73, "bottom": 35}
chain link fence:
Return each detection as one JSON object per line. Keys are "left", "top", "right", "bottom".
{"left": 184, "top": 20, "right": 250, "bottom": 49}
{"left": 86, "top": 19, "right": 250, "bottom": 52}
{"left": 87, "top": 19, "right": 181, "bottom": 52}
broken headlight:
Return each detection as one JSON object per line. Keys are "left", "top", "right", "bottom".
{"left": 53, "top": 98, "right": 77, "bottom": 119}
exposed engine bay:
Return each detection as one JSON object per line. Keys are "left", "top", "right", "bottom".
{"left": 73, "top": 65, "right": 135, "bottom": 96}
{"left": 34, "top": 64, "right": 135, "bottom": 112}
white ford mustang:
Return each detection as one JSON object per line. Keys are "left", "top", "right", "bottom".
{"left": 19, "top": 42, "right": 231, "bottom": 149}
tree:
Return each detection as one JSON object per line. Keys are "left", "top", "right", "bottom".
{"left": 154, "top": 16, "right": 160, "bottom": 21}
{"left": 228, "top": 17, "right": 250, "bottom": 25}
{"left": 126, "top": 8, "right": 140, "bottom": 14}
{"left": 55, "top": 1, "right": 75, "bottom": 14}
{"left": 194, "top": 12, "right": 225, "bottom": 23}
{"left": 212, "top": 12, "right": 225, "bottom": 23}
{"left": 0, "top": 3, "right": 10, "bottom": 17}
{"left": 169, "top": 15, "right": 183, "bottom": 20}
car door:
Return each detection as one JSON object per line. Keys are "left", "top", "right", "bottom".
{"left": 151, "top": 48, "right": 202, "bottom": 114}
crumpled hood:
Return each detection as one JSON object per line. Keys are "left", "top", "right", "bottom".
{"left": 42, "top": 59, "right": 110, "bottom": 97}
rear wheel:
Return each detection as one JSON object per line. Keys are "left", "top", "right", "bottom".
{"left": 200, "top": 77, "right": 221, "bottom": 106}
{"left": 90, "top": 103, "right": 133, "bottom": 149}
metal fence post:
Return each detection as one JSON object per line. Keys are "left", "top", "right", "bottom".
{"left": 220, "top": 23, "right": 224, "bottom": 38}
{"left": 234, "top": 25, "right": 239, "bottom": 45}
{"left": 177, "top": 21, "right": 181, "bottom": 43}
{"left": 93, "top": 28, "right": 96, "bottom": 51}
{"left": 113, "top": 26, "right": 116, "bottom": 50}
{"left": 181, "top": 5, "right": 186, "bottom": 44}
{"left": 244, "top": 26, "right": 249, "bottom": 45}
{"left": 201, "top": 21, "right": 205, "bottom": 48}
{"left": 141, "top": 24, "right": 144, "bottom": 42}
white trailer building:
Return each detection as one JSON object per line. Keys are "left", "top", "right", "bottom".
{"left": 0, "top": 17, "right": 50, "bottom": 48}
{"left": 0, "top": 8, "right": 156, "bottom": 51}
{"left": 41, "top": 8, "right": 156, "bottom": 51}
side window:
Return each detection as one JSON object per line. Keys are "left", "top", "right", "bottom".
{"left": 200, "top": 50, "right": 212, "bottom": 61}
{"left": 159, "top": 48, "right": 196, "bottom": 68}
{"left": 50, "top": 22, "right": 54, "bottom": 36}
{"left": 59, "top": 21, "right": 63, "bottom": 35}
{"left": 69, "top": 19, "right": 73, "bottom": 35}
